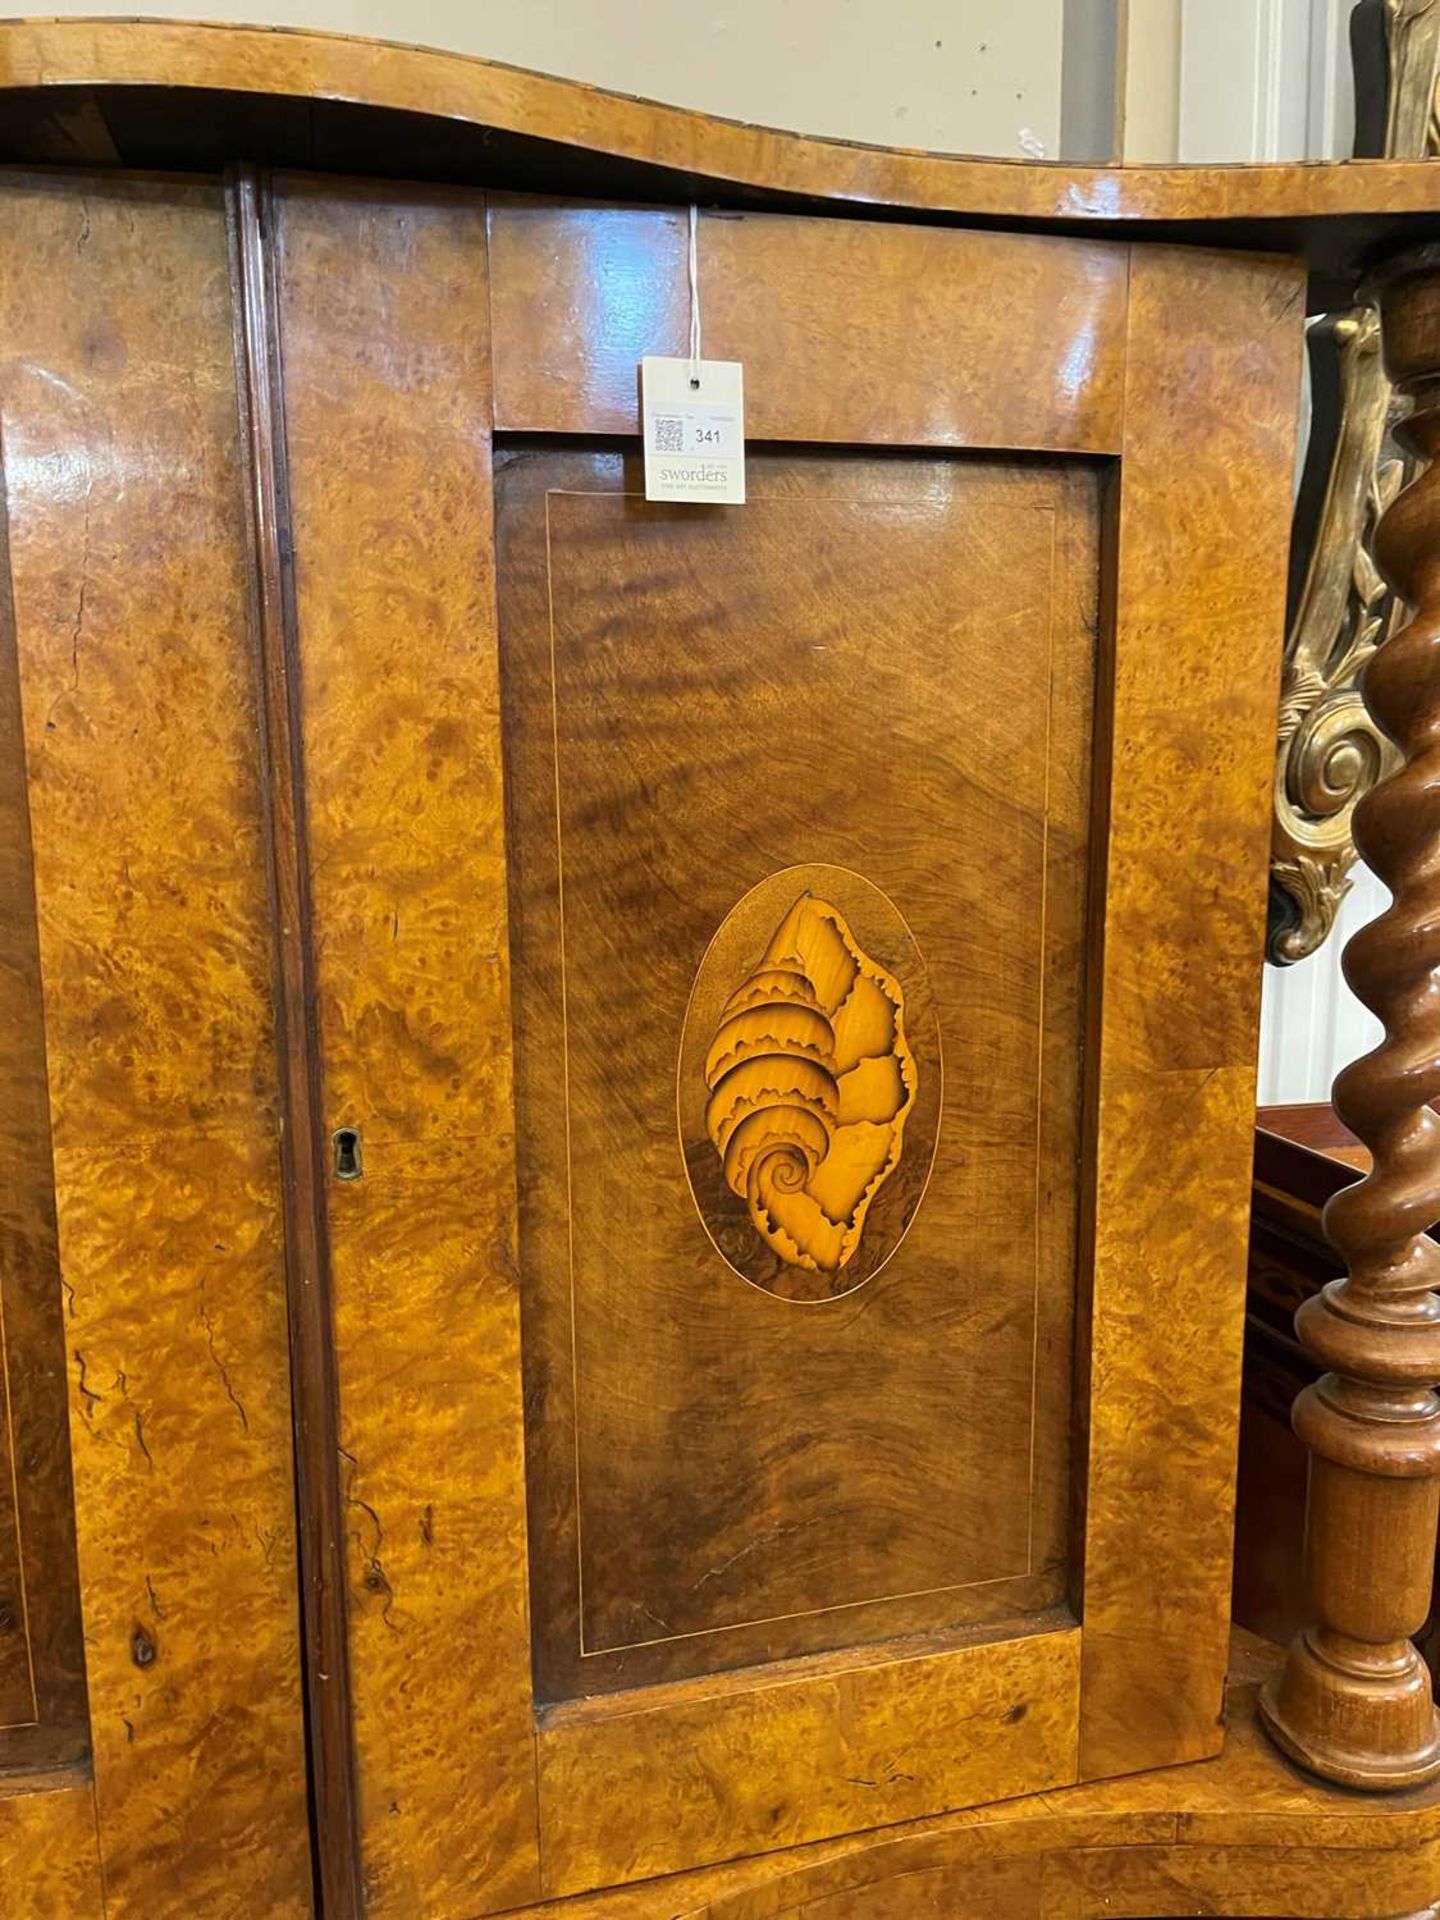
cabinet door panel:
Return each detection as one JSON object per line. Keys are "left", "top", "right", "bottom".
{"left": 536, "top": 1625, "right": 1079, "bottom": 1893}
{"left": 499, "top": 449, "right": 1098, "bottom": 1709}
{"left": 493, "top": 446, "right": 1095, "bottom": 1891}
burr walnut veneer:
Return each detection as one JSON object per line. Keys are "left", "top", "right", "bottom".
{"left": 2, "top": 19, "right": 1440, "bottom": 1920}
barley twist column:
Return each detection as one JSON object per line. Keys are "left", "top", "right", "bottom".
{"left": 1261, "top": 245, "right": 1440, "bottom": 1788}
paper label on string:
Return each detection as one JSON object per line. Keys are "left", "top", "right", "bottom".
{"left": 641, "top": 357, "right": 745, "bottom": 504}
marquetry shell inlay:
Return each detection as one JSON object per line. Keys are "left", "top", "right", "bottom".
{"left": 680, "top": 865, "right": 940, "bottom": 1302}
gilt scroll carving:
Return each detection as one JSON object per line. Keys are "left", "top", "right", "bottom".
{"left": 703, "top": 891, "right": 916, "bottom": 1279}
{"left": 681, "top": 865, "right": 941, "bottom": 1303}
{"left": 1270, "top": 305, "right": 1402, "bottom": 963}
{"left": 1267, "top": 0, "right": 1440, "bottom": 963}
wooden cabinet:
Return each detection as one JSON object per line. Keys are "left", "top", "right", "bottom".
{"left": 1, "top": 21, "right": 1440, "bottom": 1919}
{"left": 269, "top": 182, "right": 1293, "bottom": 1909}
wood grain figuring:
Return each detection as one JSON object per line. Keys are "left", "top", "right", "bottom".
{"left": 0, "top": 1779, "right": 103, "bottom": 1918}
{"left": 487, "top": 203, "right": 1127, "bottom": 451}
{"left": 0, "top": 471, "right": 86, "bottom": 1772}
{"left": 535, "top": 1623, "right": 1080, "bottom": 1895}
{"left": 499, "top": 451, "right": 1096, "bottom": 1704}
{"left": 15, "top": 19, "right": 1440, "bottom": 270}
{"left": 512, "top": 1636, "right": 1440, "bottom": 1920}
{"left": 228, "top": 164, "right": 362, "bottom": 1916}
{"left": 1077, "top": 248, "right": 1306, "bottom": 1779}
{"left": 270, "top": 178, "right": 539, "bottom": 1916}
{"left": 0, "top": 171, "right": 312, "bottom": 1915}
{"left": 0, "top": 1472, "right": 28, "bottom": 1729}
{"left": 1262, "top": 243, "right": 1440, "bottom": 1789}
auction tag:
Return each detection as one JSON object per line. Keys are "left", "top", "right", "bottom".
{"left": 641, "top": 356, "right": 745, "bottom": 504}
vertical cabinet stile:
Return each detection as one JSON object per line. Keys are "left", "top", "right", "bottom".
{"left": 263, "top": 175, "right": 542, "bottom": 1917}
{"left": 1077, "top": 245, "right": 1308, "bottom": 1777}
{"left": 225, "top": 165, "right": 365, "bottom": 1918}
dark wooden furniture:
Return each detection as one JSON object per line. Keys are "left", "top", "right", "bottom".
{"left": 0, "top": 20, "right": 1439, "bottom": 1919}
{"left": 1240, "top": 1105, "right": 1440, "bottom": 1688}
{"left": 1237, "top": 1107, "right": 1364, "bottom": 1657}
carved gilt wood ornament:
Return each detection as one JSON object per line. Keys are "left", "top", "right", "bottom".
{"left": 681, "top": 865, "right": 941, "bottom": 1303}
{"left": 1271, "top": 305, "right": 1402, "bottom": 962}
{"left": 1268, "top": 0, "right": 1440, "bottom": 962}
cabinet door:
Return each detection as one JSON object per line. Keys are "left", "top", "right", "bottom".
{"left": 258, "top": 184, "right": 1303, "bottom": 1913}
{"left": 497, "top": 443, "right": 1091, "bottom": 1892}
{"left": 0, "top": 170, "right": 315, "bottom": 1918}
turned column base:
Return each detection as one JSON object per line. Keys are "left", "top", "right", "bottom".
{"left": 1260, "top": 1626, "right": 1440, "bottom": 1789}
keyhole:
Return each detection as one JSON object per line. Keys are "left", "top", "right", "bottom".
{"left": 332, "top": 1126, "right": 363, "bottom": 1181}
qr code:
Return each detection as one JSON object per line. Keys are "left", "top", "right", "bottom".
{"left": 653, "top": 415, "right": 685, "bottom": 453}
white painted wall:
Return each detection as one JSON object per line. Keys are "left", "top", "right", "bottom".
{"left": 1117, "top": 0, "right": 1181, "bottom": 160}
{"left": 9, "top": 0, "right": 1067, "bottom": 158}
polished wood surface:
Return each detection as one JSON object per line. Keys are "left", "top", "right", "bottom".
{"left": 1263, "top": 243, "right": 1440, "bottom": 1789}
{"left": 488, "top": 204, "right": 1128, "bottom": 451}
{"left": 0, "top": 466, "right": 85, "bottom": 1774}
{"left": 0, "top": 1778, "right": 103, "bottom": 1918}
{"left": 228, "top": 165, "right": 363, "bottom": 1915}
{"left": 0, "top": 170, "right": 312, "bottom": 1913}
{"left": 0, "top": 43, "right": 1413, "bottom": 1902}
{"left": 485, "top": 1635, "right": 1440, "bottom": 1920}
{"left": 1077, "top": 245, "right": 1305, "bottom": 1781}
{"left": 5, "top": 1646, "right": 1429, "bottom": 1920}
{"left": 270, "top": 177, "right": 539, "bottom": 1917}
{"left": 535, "top": 1623, "right": 1079, "bottom": 1896}
{"left": 499, "top": 450, "right": 1094, "bottom": 1705}
{"left": 490, "top": 441, "right": 1092, "bottom": 1891}
{"left": 8, "top": 19, "right": 1440, "bottom": 285}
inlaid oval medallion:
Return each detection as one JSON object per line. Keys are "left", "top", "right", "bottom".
{"left": 679, "top": 864, "right": 942, "bottom": 1301}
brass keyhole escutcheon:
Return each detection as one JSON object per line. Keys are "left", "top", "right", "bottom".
{"left": 332, "top": 1126, "right": 363, "bottom": 1181}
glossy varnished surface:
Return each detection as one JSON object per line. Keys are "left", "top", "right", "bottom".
{"left": 488, "top": 203, "right": 1128, "bottom": 451}
{"left": 0, "top": 1778, "right": 103, "bottom": 1918}
{"left": 229, "top": 166, "right": 362, "bottom": 1909}
{"left": 499, "top": 449, "right": 1095, "bottom": 1706}
{"left": 536, "top": 1622, "right": 1079, "bottom": 1895}
{"left": 513, "top": 1636, "right": 1440, "bottom": 1920}
{"left": 0, "top": 172, "right": 311, "bottom": 1914}
{"left": 1077, "top": 247, "right": 1305, "bottom": 1779}
{"left": 6, "top": 17, "right": 1440, "bottom": 282}
{"left": 271, "top": 178, "right": 539, "bottom": 1916}
{"left": 0, "top": 136, "right": 1341, "bottom": 1913}
{"left": 493, "top": 441, "right": 1095, "bottom": 1890}
{"left": 0, "top": 476, "right": 85, "bottom": 1770}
